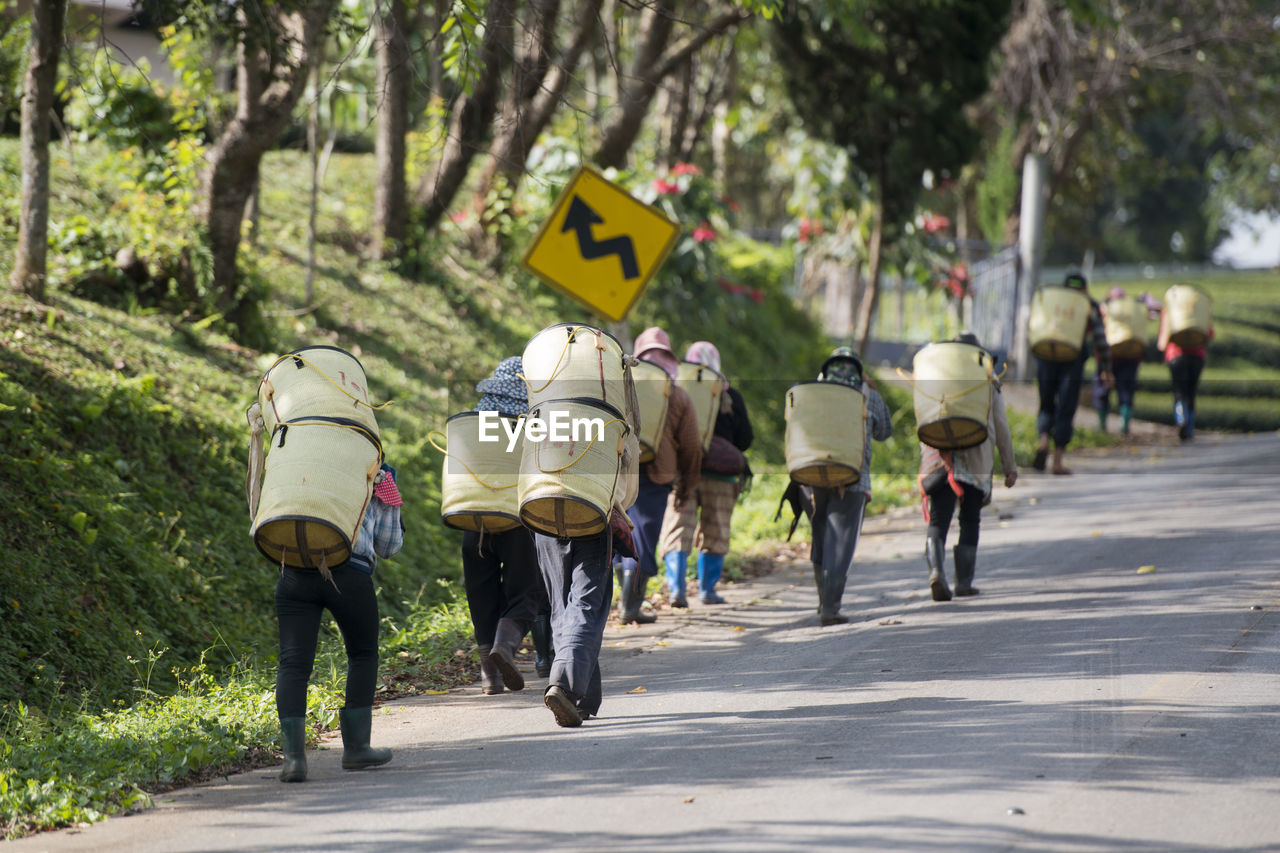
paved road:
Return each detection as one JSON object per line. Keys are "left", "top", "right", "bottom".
{"left": 15, "top": 432, "right": 1280, "bottom": 852}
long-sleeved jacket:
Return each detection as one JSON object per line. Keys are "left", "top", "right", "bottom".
{"left": 644, "top": 385, "right": 701, "bottom": 502}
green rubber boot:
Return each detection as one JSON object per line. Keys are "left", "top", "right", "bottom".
{"left": 278, "top": 716, "right": 308, "bottom": 783}
{"left": 339, "top": 707, "right": 392, "bottom": 770}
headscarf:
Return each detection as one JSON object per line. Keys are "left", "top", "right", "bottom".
{"left": 633, "top": 326, "right": 679, "bottom": 378}
{"left": 475, "top": 356, "right": 528, "bottom": 417}
{"left": 819, "top": 346, "right": 863, "bottom": 390}
{"left": 684, "top": 341, "right": 722, "bottom": 376}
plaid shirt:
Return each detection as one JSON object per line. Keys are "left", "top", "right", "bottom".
{"left": 348, "top": 465, "right": 404, "bottom": 574}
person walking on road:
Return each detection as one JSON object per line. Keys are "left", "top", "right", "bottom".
{"left": 616, "top": 327, "right": 702, "bottom": 622}
{"left": 1034, "top": 272, "right": 1113, "bottom": 475}
{"left": 1156, "top": 301, "right": 1213, "bottom": 442}
{"left": 659, "top": 340, "right": 753, "bottom": 605}
{"left": 1093, "top": 287, "right": 1149, "bottom": 437}
{"left": 462, "top": 357, "right": 552, "bottom": 694}
{"left": 918, "top": 333, "right": 1019, "bottom": 601}
{"left": 536, "top": 526, "right": 619, "bottom": 728}
{"left": 275, "top": 462, "right": 403, "bottom": 782}
{"left": 808, "top": 347, "right": 892, "bottom": 625}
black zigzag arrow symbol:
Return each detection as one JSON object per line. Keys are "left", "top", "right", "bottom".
{"left": 561, "top": 196, "right": 640, "bottom": 280}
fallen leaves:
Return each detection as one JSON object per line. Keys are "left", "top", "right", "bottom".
{"left": 626, "top": 685, "right": 647, "bottom": 694}
{"left": 1137, "top": 565, "right": 1157, "bottom": 574}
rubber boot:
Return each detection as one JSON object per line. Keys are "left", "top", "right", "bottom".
{"left": 664, "top": 551, "right": 689, "bottom": 608}
{"left": 618, "top": 566, "right": 656, "bottom": 624}
{"left": 278, "top": 716, "right": 308, "bottom": 783}
{"left": 1183, "top": 408, "right": 1195, "bottom": 441}
{"left": 531, "top": 612, "right": 554, "bottom": 679}
{"left": 818, "top": 564, "right": 848, "bottom": 626}
{"left": 698, "top": 553, "right": 726, "bottom": 604}
{"left": 1119, "top": 404, "right": 1132, "bottom": 436}
{"left": 477, "top": 644, "right": 504, "bottom": 694}
{"left": 487, "top": 618, "right": 526, "bottom": 691}
{"left": 339, "top": 707, "right": 392, "bottom": 770}
{"left": 954, "top": 545, "right": 980, "bottom": 597}
{"left": 1097, "top": 401, "right": 1109, "bottom": 432}
{"left": 926, "top": 537, "right": 952, "bottom": 602}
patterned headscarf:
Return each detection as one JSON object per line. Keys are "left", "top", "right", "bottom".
{"left": 685, "top": 341, "right": 722, "bottom": 375}
{"left": 475, "top": 356, "right": 528, "bottom": 417}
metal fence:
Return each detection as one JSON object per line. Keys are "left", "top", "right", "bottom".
{"left": 964, "top": 245, "right": 1020, "bottom": 360}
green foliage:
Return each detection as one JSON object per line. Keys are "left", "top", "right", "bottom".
{"left": 977, "top": 125, "right": 1018, "bottom": 245}
{"left": 773, "top": 0, "right": 1013, "bottom": 223}
{"left": 0, "top": 655, "right": 340, "bottom": 839}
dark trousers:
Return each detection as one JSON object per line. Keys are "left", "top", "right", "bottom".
{"left": 1169, "top": 355, "right": 1205, "bottom": 425}
{"left": 620, "top": 469, "right": 671, "bottom": 579}
{"left": 1036, "top": 354, "right": 1087, "bottom": 448}
{"left": 535, "top": 531, "right": 612, "bottom": 716}
{"left": 462, "top": 527, "right": 543, "bottom": 646}
{"left": 275, "top": 565, "right": 379, "bottom": 719}
{"left": 925, "top": 479, "right": 985, "bottom": 547}
{"left": 1093, "top": 358, "right": 1139, "bottom": 410}
{"left": 810, "top": 486, "right": 867, "bottom": 584}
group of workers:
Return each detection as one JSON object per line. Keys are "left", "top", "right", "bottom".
{"left": 1035, "top": 272, "right": 1213, "bottom": 477}
{"left": 267, "top": 271, "right": 1211, "bottom": 781}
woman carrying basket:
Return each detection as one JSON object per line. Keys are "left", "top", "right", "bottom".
{"left": 917, "top": 333, "right": 1018, "bottom": 601}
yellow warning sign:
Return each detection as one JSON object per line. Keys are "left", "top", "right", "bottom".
{"left": 521, "top": 166, "right": 681, "bottom": 323}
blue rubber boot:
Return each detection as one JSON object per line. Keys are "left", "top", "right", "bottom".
{"left": 665, "top": 551, "right": 689, "bottom": 608}
{"left": 698, "top": 553, "right": 726, "bottom": 604}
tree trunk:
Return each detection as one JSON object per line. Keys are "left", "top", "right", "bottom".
{"left": 372, "top": 0, "right": 410, "bottom": 260}
{"left": 414, "top": 0, "right": 517, "bottom": 231}
{"left": 202, "top": 5, "right": 337, "bottom": 315}
{"left": 710, "top": 48, "right": 738, "bottom": 186}
{"left": 853, "top": 181, "right": 886, "bottom": 357}
{"left": 664, "top": 57, "right": 693, "bottom": 168}
{"left": 470, "top": 0, "right": 602, "bottom": 213}
{"left": 593, "top": 5, "right": 749, "bottom": 169}
{"left": 10, "top": 0, "right": 67, "bottom": 300}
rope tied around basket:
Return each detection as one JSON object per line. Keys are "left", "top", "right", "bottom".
{"left": 427, "top": 429, "right": 520, "bottom": 490}
{"left": 530, "top": 417, "right": 629, "bottom": 474}
{"left": 263, "top": 353, "right": 395, "bottom": 417}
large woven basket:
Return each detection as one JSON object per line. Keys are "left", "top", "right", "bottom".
{"left": 911, "top": 342, "right": 993, "bottom": 450}
{"left": 518, "top": 398, "right": 630, "bottom": 538}
{"left": 258, "top": 346, "right": 380, "bottom": 438}
{"left": 1029, "top": 287, "right": 1090, "bottom": 362}
{"left": 675, "top": 360, "right": 724, "bottom": 452}
{"left": 784, "top": 381, "right": 866, "bottom": 487}
{"left": 252, "top": 417, "right": 382, "bottom": 569}
{"left": 437, "top": 411, "right": 523, "bottom": 534}
{"left": 522, "top": 323, "right": 629, "bottom": 412}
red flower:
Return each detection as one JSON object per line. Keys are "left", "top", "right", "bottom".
{"left": 922, "top": 213, "right": 951, "bottom": 233}
{"left": 671, "top": 162, "right": 700, "bottom": 176}
{"left": 692, "top": 221, "right": 716, "bottom": 243}
{"left": 798, "top": 217, "right": 823, "bottom": 243}
{"left": 653, "top": 178, "right": 679, "bottom": 195}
